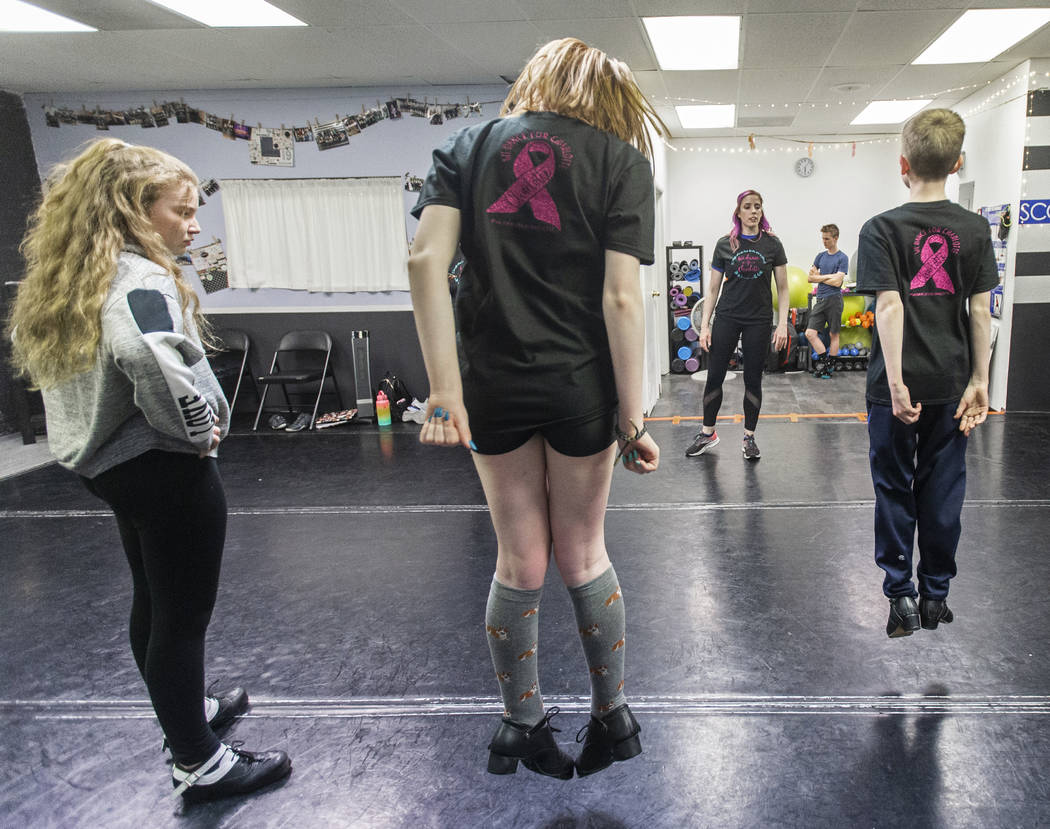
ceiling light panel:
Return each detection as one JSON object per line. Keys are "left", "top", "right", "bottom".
{"left": 643, "top": 16, "right": 740, "bottom": 71}
{"left": 851, "top": 100, "right": 931, "bottom": 126}
{"left": 0, "top": 0, "right": 95, "bottom": 32}
{"left": 146, "top": 0, "right": 307, "bottom": 28}
{"left": 914, "top": 8, "right": 1050, "bottom": 64}
{"left": 676, "top": 104, "right": 736, "bottom": 129}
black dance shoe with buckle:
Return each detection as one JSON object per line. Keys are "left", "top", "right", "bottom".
{"left": 172, "top": 743, "right": 292, "bottom": 803}
{"left": 486, "top": 707, "right": 575, "bottom": 780}
{"left": 575, "top": 703, "right": 642, "bottom": 777}
{"left": 886, "top": 596, "right": 921, "bottom": 638}
{"left": 919, "top": 597, "right": 954, "bottom": 630}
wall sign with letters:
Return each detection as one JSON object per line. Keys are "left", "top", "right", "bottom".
{"left": 1019, "top": 199, "right": 1050, "bottom": 224}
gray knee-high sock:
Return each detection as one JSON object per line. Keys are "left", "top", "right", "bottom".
{"left": 568, "top": 566, "right": 627, "bottom": 717}
{"left": 485, "top": 579, "right": 544, "bottom": 726}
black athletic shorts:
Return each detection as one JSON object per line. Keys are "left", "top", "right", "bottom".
{"left": 471, "top": 406, "right": 617, "bottom": 457}
{"left": 808, "top": 294, "right": 844, "bottom": 334}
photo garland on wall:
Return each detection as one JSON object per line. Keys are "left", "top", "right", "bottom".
{"left": 41, "top": 96, "right": 493, "bottom": 164}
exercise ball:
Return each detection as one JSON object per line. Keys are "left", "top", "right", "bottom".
{"left": 841, "top": 294, "right": 867, "bottom": 321}
{"left": 772, "top": 265, "right": 812, "bottom": 310}
{"left": 846, "top": 326, "right": 872, "bottom": 350}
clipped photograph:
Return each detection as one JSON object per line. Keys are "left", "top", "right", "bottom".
{"left": 314, "top": 120, "right": 349, "bottom": 150}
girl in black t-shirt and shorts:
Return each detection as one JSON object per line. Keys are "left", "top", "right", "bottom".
{"left": 409, "top": 38, "right": 666, "bottom": 780}
{"left": 686, "top": 189, "right": 790, "bottom": 461}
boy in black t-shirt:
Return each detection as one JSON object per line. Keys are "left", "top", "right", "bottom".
{"left": 856, "top": 109, "right": 996, "bottom": 639}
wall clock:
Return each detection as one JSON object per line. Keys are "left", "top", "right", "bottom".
{"left": 794, "top": 157, "right": 815, "bottom": 178}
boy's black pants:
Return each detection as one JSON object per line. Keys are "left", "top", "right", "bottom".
{"left": 867, "top": 402, "right": 968, "bottom": 600}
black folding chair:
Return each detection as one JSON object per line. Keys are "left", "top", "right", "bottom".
{"left": 211, "top": 329, "right": 258, "bottom": 417}
{"left": 252, "top": 330, "right": 343, "bottom": 431}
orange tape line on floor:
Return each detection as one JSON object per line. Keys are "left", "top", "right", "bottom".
{"left": 650, "top": 410, "right": 1005, "bottom": 424}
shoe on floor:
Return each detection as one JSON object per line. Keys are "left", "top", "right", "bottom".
{"left": 285, "top": 413, "right": 310, "bottom": 432}
{"left": 575, "top": 703, "right": 642, "bottom": 777}
{"left": 267, "top": 414, "right": 287, "bottom": 430}
{"left": 919, "top": 597, "right": 954, "bottom": 630}
{"left": 173, "top": 743, "right": 292, "bottom": 803}
{"left": 486, "top": 707, "right": 575, "bottom": 780}
{"left": 207, "top": 686, "right": 249, "bottom": 732}
{"left": 886, "top": 596, "right": 920, "bottom": 638}
{"left": 685, "top": 430, "right": 719, "bottom": 457}
{"left": 742, "top": 434, "right": 761, "bottom": 461}
{"left": 402, "top": 398, "right": 428, "bottom": 424}
{"left": 812, "top": 360, "right": 833, "bottom": 379}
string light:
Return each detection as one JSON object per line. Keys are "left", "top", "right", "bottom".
{"left": 672, "top": 135, "right": 898, "bottom": 155}
{"left": 657, "top": 73, "right": 1037, "bottom": 148}
{"left": 653, "top": 79, "right": 990, "bottom": 112}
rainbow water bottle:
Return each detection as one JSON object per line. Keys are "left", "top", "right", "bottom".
{"left": 376, "top": 390, "right": 391, "bottom": 426}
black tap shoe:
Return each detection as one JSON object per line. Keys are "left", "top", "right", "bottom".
{"left": 919, "top": 597, "right": 954, "bottom": 630}
{"left": 886, "top": 596, "right": 921, "bottom": 638}
{"left": 486, "top": 707, "right": 575, "bottom": 780}
{"left": 575, "top": 703, "right": 642, "bottom": 777}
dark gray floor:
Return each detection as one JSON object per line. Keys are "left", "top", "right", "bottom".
{"left": 2, "top": 371, "right": 1049, "bottom": 828}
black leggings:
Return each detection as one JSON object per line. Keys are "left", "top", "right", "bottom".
{"left": 82, "top": 450, "right": 226, "bottom": 765}
{"left": 703, "top": 316, "right": 770, "bottom": 432}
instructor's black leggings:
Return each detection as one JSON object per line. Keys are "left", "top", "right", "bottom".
{"left": 703, "top": 316, "right": 770, "bottom": 432}
{"left": 82, "top": 450, "right": 226, "bottom": 765}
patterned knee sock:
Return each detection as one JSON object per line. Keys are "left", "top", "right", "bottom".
{"left": 568, "top": 566, "right": 627, "bottom": 717}
{"left": 485, "top": 579, "right": 544, "bottom": 726}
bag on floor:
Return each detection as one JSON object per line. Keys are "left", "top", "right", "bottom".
{"left": 766, "top": 323, "right": 800, "bottom": 373}
{"left": 376, "top": 372, "right": 413, "bottom": 420}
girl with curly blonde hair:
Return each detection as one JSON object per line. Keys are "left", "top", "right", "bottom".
{"left": 7, "top": 139, "right": 290, "bottom": 802}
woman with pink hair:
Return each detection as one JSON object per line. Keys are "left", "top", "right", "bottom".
{"left": 685, "top": 189, "right": 790, "bottom": 461}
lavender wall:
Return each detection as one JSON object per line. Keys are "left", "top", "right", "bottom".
{"left": 23, "top": 84, "right": 507, "bottom": 311}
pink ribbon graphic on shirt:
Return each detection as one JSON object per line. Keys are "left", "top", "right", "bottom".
{"left": 487, "top": 140, "right": 561, "bottom": 229}
{"left": 911, "top": 233, "right": 955, "bottom": 293}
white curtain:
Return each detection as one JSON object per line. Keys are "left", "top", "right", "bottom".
{"left": 220, "top": 177, "right": 409, "bottom": 292}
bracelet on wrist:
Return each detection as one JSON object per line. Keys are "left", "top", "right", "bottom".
{"left": 615, "top": 419, "right": 647, "bottom": 465}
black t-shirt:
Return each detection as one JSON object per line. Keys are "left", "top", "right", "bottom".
{"left": 412, "top": 112, "right": 655, "bottom": 431}
{"left": 855, "top": 200, "right": 999, "bottom": 405}
{"left": 710, "top": 232, "right": 788, "bottom": 325}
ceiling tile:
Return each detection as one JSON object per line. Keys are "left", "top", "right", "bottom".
{"left": 661, "top": 70, "right": 739, "bottom": 104}
{"left": 739, "top": 68, "right": 822, "bottom": 103}
{"left": 426, "top": 21, "right": 546, "bottom": 77}
{"left": 808, "top": 65, "right": 906, "bottom": 101}
{"left": 515, "top": 0, "right": 635, "bottom": 20}
{"left": 385, "top": 0, "right": 528, "bottom": 24}
{"left": 632, "top": 1, "right": 746, "bottom": 13}
{"left": 747, "top": 0, "right": 856, "bottom": 11}
{"left": 742, "top": 12, "right": 853, "bottom": 70}
{"left": 532, "top": 18, "right": 656, "bottom": 71}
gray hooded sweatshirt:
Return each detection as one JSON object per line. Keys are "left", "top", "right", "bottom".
{"left": 39, "top": 248, "right": 230, "bottom": 478}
